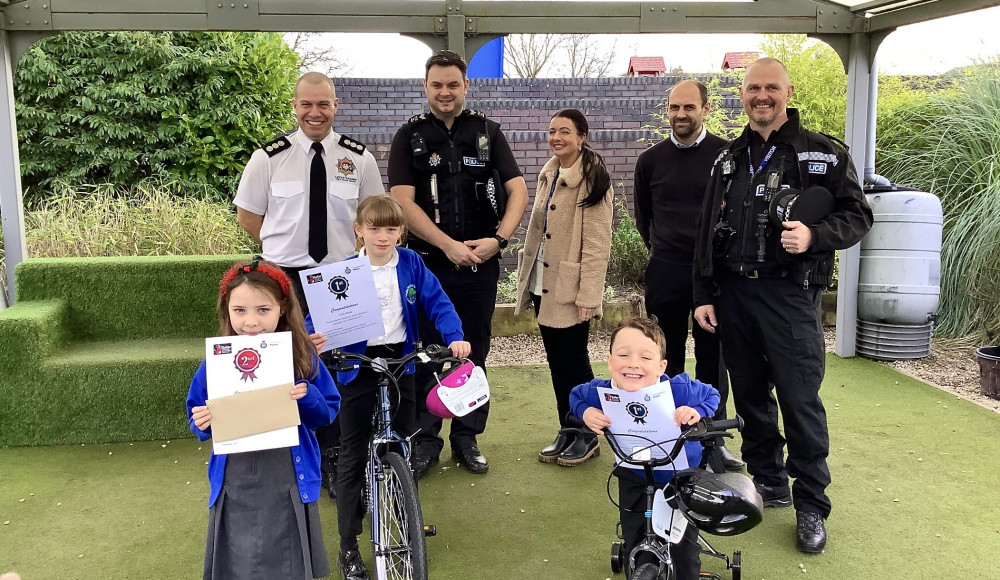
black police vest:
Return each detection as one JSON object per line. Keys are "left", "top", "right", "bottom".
{"left": 406, "top": 112, "right": 497, "bottom": 250}
{"left": 719, "top": 146, "right": 802, "bottom": 272}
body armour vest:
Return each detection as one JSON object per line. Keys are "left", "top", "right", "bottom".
{"left": 404, "top": 110, "right": 499, "bottom": 255}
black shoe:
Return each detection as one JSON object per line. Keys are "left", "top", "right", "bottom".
{"left": 538, "top": 429, "right": 577, "bottom": 463}
{"left": 338, "top": 549, "right": 370, "bottom": 580}
{"left": 754, "top": 482, "right": 792, "bottom": 508}
{"left": 411, "top": 454, "right": 439, "bottom": 480}
{"left": 452, "top": 446, "right": 489, "bottom": 474}
{"left": 323, "top": 470, "right": 338, "bottom": 501}
{"left": 795, "top": 511, "right": 827, "bottom": 553}
{"left": 556, "top": 430, "right": 599, "bottom": 466}
{"left": 718, "top": 445, "right": 746, "bottom": 471}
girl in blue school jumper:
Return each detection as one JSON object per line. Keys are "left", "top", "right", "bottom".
{"left": 186, "top": 260, "right": 341, "bottom": 580}
{"left": 334, "top": 195, "right": 471, "bottom": 580}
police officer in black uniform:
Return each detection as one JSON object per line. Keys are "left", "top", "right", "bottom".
{"left": 693, "top": 58, "right": 873, "bottom": 554}
{"left": 388, "top": 50, "right": 528, "bottom": 479}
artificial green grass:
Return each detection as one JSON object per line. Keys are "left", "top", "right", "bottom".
{"left": 14, "top": 255, "right": 245, "bottom": 340}
{"left": 2, "top": 357, "right": 999, "bottom": 579}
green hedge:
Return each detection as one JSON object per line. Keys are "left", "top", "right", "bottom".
{"left": 0, "top": 255, "right": 249, "bottom": 446}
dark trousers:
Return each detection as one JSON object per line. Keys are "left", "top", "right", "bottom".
{"left": 644, "top": 258, "right": 727, "bottom": 419}
{"left": 715, "top": 272, "right": 831, "bottom": 517}
{"left": 413, "top": 257, "right": 500, "bottom": 456}
{"left": 279, "top": 264, "right": 342, "bottom": 464}
{"left": 618, "top": 471, "right": 701, "bottom": 579}
{"left": 530, "top": 294, "right": 594, "bottom": 427}
{"left": 335, "top": 343, "right": 416, "bottom": 549}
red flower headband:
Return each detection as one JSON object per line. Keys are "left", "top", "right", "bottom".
{"left": 219, "top": 260, "right": 292, "bottom": 300}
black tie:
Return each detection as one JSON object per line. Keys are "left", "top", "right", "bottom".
{"left": 308, "top": 141, "right": 327, "bottom": 263}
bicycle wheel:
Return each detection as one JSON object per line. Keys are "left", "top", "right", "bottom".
{"left": 372, "top": 451, "right": 428, "bottom": 580}
{"left": 631, "top": 562, "right": 662, "bottom": 580}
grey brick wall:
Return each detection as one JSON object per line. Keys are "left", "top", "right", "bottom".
{"left": 332, "top": 75, "right": 740, "bottom": 270}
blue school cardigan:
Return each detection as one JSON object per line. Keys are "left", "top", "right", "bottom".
{"left": 335, "top": 247, "right": 464, "bottom": 384}
{"left": 185, "top": 355, "right": 341, "bottom": 507}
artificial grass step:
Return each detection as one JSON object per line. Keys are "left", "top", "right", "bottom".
{"left": 42, "top": 337, "right": 205, "bottom": 367}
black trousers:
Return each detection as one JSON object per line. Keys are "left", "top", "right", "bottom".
{"left": 413, "top": 256, "right": 499, "bottom": 456}
{"left": 644, "top": 258, "right": 727, "bottom": 420}
{"left": 279, "top": 264, "right": 342, "bottom": 464}
{"left": 530, "top": 294, "right": 594, "bottom": 427}
{"left": 715, "top": 271, "right": 831, "bottom": 517}
{"left": 335, "top": 343, "right": 416, "bottom": 549}
{"left": 618, "top": 471, "right": 701, "bottom": 579}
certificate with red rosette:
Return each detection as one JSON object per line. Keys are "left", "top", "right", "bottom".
{"left": 204, "top": 331, "right": 300, "bottom": 455}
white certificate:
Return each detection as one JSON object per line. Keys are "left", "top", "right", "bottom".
{"left": 597, "top": 381, "right": 689, "bottom": 472}
{"left": 204, "top": 331, "right": 300, "bottom": 455}
{"left": 299, "top": 256, "right": 385, "bottom": 350}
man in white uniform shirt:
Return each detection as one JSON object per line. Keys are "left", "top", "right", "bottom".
{"left": 234, "top": 71, "right": 384, "bottom": 499}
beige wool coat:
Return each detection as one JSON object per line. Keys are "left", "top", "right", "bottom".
{"left": 514, "top": 154, "right": 613, "bottom": 328}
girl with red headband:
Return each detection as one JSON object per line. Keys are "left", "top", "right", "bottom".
{"left": 185, "top": 260, "right": 342, "bottom": 580}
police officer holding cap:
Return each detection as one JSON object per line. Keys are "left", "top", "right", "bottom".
{"left": 389, "top": 50, "right": 529, "bottom": 478}
{"left": 693, "top": 58, "right": 872, "bottom": 554}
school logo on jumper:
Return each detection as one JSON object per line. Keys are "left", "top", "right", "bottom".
{"left": 329, "top": 276, "right": 350, "bottom": 300}
{"left": 626, "top": 401, "right": 649, "bottom": 425}
{"left": 429, "top": 152, "right": 441, "bottom": 167}
{"left": 234, "top": 348, "right": 261, "bottom": 381}
{"left": 337, "top": 157, "right": 356, "bottom": 176}
{"left": 405, "top": 284, "right": 417, "bottom": 305}
{"left": 213, "top": 343, "right": 232, "bottom": 355}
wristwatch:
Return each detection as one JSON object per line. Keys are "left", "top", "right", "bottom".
{"left": 493, "top": 234, "right": 509, "bottom": 250}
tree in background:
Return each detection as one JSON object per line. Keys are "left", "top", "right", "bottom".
{"left": 504, "top": 34, "right": 617, "bottom": 78}
{"left": 558, "top": 35, "right": 618, "bottom": 77}
{"left": 284, "top": 32, "right": 352, "bottom": 77}
{"left": 504, "top": 34, "right": 558, "bottom": 78}
{"left": 14, "top": 31, "right": 300, "bottom": 204}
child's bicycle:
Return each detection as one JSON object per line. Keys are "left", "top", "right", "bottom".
{"left": 327, "top": 343, "right": 455, "bottom": 580}
{"left": 603, "top": 417, "right": 764, "bottom": 580}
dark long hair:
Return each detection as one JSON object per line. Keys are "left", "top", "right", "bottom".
{"left": 552, "top": 109, "right": 612, "bottom": 208}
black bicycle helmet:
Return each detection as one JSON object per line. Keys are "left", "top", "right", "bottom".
{"left": 670, "top": 469, "right": 764, "bottom": 536}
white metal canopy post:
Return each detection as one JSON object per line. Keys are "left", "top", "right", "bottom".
{"left": 0, "top": 30, "right": 26, "bottom": 307}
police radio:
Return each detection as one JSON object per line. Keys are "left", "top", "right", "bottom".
{"left": 756, "top": 169, "right": 784, "bottom": 262}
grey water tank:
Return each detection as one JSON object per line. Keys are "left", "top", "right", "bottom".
{"left": 857, "top": 188, "right": 942, "bottom": 360}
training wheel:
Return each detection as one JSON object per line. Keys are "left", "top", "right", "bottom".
{"left": 610, "top": 541, "right": 624, "bottom": 573}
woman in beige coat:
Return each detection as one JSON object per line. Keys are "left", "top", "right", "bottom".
{"left": 514, "top": 109, "right": 613, "bottom": 466}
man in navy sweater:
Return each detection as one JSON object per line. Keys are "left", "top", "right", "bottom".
{"left": 633, "top": 79, "right": 742, "bottom": 471}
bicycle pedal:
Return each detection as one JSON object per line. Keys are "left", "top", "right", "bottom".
{"left": 423, "top": 524, "right": 437, "bottom": 537}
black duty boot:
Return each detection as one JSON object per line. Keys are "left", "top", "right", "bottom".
{"left": 556, "top": 429, "right": 600, "bottom": 466}
{"left": 538, "top": 429, "right": 577, "bottom": 463}
{"left": 754, "top": 482, "right": 792, "bottom": 508}
{"left": 795, "top": 511, "right": 827, "bottom": 553}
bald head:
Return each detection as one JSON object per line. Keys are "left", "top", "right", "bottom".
{"left": 743, "top": 58, "right": 790, "bottom": 89}
{"left": 295, "top": 72, "right": 336, "bottom": 99}
{"left": 668, "top": 79, "right": 709, "bottom": 107}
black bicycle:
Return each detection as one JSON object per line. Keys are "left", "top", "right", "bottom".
{"left": 604, "top": 416, "right": 763, "bottom": 580}
{"left": 327, "top": 343, "right": 455, "bottom": 580}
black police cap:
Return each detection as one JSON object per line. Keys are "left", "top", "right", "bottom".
{"left": 769, "top": 185, "right": 835, "bottom": 228}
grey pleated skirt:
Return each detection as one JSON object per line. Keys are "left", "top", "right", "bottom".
{"left": 203, "top": 447, "right": 330, "bottom": 580}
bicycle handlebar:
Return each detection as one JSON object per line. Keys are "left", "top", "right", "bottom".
{"left": 602, "top": 416, "right": 744, "bottom": 468}
{"left": 324, "top": 342, "right": 458, "bottom": 373}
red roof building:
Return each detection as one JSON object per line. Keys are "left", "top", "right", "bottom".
{"left": 721, "top": 51, "right": 760, "bottom": 71}
{"left": 627, "top": 56, "right": 666, "bottom": 77}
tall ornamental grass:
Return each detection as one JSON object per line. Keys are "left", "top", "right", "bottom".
{"left": 876, "top": 63, "right": 1000, "bottom": 342}
{"left": 0, "top": 182, "right": 257, "bottom": 284}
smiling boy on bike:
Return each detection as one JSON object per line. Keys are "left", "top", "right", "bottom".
{"left": 570, "top": 316, "right": 719, "bottom": 579}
